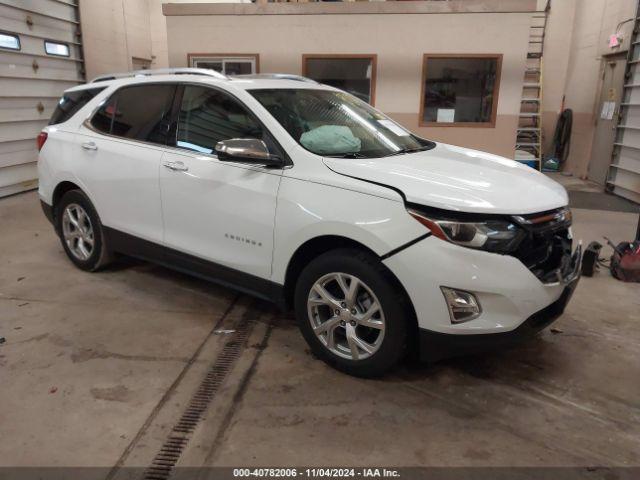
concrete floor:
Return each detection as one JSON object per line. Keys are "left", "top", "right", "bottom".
{"left": 0, "top": 187, "right": 639, "bottom": 469}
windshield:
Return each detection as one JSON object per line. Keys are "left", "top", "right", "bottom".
{"left": 249, "top": 89, "right": 434, "bottom": 158}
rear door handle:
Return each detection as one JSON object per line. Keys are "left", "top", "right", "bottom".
{"left": 163, "top": 160, "right": 189, "bottom": 172}
{"left": 81, "top": 141, "right": 97, "bottom": 151}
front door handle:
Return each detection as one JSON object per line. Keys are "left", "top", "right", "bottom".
{"left": 163, "top": 160, "right": 189, "bottom": 172}
{"left": 81, "top": 141, "right": 97, "bottom": 151}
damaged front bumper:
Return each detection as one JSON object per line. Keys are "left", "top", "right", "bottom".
{"left": 417, "top": 243, "right": 583, "bottom": 362}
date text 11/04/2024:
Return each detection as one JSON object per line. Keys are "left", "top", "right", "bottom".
{"left": 232, "top": 468, "right": 401, "bottom": 478}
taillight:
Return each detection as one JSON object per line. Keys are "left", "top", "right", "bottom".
{"left": 37, "top": 131, "right": 48, "bottom": 152}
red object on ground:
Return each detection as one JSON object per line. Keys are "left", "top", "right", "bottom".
{"left": 611, "top": 241, "right": 640, "bottom": 282}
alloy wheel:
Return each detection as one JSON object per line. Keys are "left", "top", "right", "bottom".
{"left": 62, "top": 203, "right": 94, "bottom": 261}
{"left": 307, "top": 272, "right": 385, "bottom": 361}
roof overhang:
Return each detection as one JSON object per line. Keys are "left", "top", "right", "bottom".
{"left": 163, "top": 0, "right": 538, "bottom": 17}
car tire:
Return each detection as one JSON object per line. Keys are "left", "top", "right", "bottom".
{"left": 55, "top": 190, "right": 112, "bottom": 272}
{"left": 294, "top": 248, "right": 408, "bottom": 377}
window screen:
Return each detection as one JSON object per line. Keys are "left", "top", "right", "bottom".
{"left": 0, "top": 32, "right": 20, "bottom": 50}
{"left": 90, "top": 84, "right": 176, "bottom": 144}
{"left": 49, "top": 88, "right": 105, "bottom": 125}
{"left": 190, "top": 56, "right": 257, "bottom": 76}
{"left": 223, "top": 62, "right": 253, "bottom": 75}
{"left": 176, "top": 86, "right": 262, "bottom": 154}
{"left": 304, "top": 56, "right": 375, "bottom": 104}
{"left": 44, "top": 41, "right": 70, "bottom": 57}
{"left": 195, "top": 61, "right": 223, "bottom": 72}
{"left": 421, "top": 55, "right": 501, "bottom": 125}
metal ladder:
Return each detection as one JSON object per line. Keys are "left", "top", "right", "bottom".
{"left": 515, "top": 1, "right": 550, "bottom": 170}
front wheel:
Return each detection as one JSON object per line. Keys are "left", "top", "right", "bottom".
{"left": 294, "top": 249, "right": 408, "bottom": 377}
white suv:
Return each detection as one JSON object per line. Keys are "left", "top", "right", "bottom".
{"left": 37, "top": 68, "right": 581, "bottom": 376}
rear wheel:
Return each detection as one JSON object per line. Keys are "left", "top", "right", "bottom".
{"left": 294, "top": 249, "right": 408, "bottom": 377}
{"left": 56, "top": 190, "right": 112, "bottom": 271}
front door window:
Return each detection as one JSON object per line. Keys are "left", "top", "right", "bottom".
{"left": 175, "top": 85, "right": 263, "bottom": 154}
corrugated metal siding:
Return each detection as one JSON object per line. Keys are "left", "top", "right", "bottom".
{"left": 0, "top": 0, "right": 84, "bottom": 197}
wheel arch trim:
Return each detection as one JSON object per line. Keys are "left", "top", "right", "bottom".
{"left": 49, "top": 176, "right": 97, "bottom": 223}
{"left": 281, "top": 234, "right": 421, "bottom": 355}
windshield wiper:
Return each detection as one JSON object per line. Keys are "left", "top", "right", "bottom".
{"left": 383, "top": 146, "right": 431, "bottom": 157}
{"left": 324, "top": 152, "right": 368, "bottom": 159}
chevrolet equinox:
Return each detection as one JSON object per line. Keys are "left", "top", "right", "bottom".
{"left": 37, "top": 69, "right": 582, "bottom": 377}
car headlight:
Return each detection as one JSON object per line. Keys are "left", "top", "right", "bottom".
{"left": 407, "top": 208, "right": 525, "bottom": 253}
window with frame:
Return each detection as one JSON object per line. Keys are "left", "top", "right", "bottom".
{"left": 303, "top": 55, "right": 376, "bottom": 105}
{"left": 44, "top": 41, "right": 70, "bottom": 57}
{"left": 90, "top": 84, "right": 176, "bottom": 144}
{"left": 49, "top": 87, "right": 106, "bottom": 125}
{"left": 0, "top": 32, "right": 20, "bottom": 50}
{"left": 188, "top": 55, "right": 258, "bottom": 75}
{"left": 176, "top": 85, "right": 263, "bottom": 154}
{"left": 420, "top": 54, "right": 502, "bottom": 126}
{"left": 250, "top": 88, "right": 433, "bottom": 159}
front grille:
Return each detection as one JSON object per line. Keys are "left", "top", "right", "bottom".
{"left": 510, "top": 208, "right": 573, "bottom": 283}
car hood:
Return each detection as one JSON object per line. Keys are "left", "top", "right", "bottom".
{"left": 322, "top": 143, "right": 568, "bottom": 215}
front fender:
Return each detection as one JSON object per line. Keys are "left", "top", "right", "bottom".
{"left": 271, "top": 176, "right": 424, "bottom": 284}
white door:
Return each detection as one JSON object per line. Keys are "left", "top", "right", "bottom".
{"left": 588, "top": 54, "right": 626, "bottom": 185}
{"left": 160, "top": 85, "right": 282, "bottom": 280}
{"left": 75, "top": 83, "right": 177, "bottom": 243}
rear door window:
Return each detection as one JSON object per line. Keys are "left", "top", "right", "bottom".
{"left": 90, "top": 84, "right": 177, "bottom": 145}
{"left": 49, "top": 87, "right": 105, "bottom": 125}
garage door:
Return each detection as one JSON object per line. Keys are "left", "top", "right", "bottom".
{"left": 0, "top": 0, "right": 84, "bottom": 198}
{"left": 608, "top": 12, "right": 640, "bottom": 204}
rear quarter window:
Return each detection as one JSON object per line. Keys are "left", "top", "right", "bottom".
{"left": 49, "top": 87, "right": 106, "bottom": 125}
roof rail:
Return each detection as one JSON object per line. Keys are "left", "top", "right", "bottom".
{"left": 230, "top": 73, "right": 318, "bottom": 84}
{"left": 91, "top": 68, "right": 228, "bottom": 83}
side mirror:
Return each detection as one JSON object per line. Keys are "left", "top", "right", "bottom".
{"left": 215, "top": 138, "right": 283, "bottom": 168}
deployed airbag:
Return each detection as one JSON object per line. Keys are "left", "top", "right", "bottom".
{"left": 300, "top": 125, "right": 361, "bottom": 155}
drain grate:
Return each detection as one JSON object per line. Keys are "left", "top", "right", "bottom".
{"left": 143, "top": 310, "right": 254, "bottom": 480}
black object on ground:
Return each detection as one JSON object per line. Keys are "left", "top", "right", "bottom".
{"left": 582, "top": 241, "right": 603, "bottom": 277}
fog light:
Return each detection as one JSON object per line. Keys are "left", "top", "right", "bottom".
{"left": 441, "top": 287, "right": 481, "bottom": 323}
